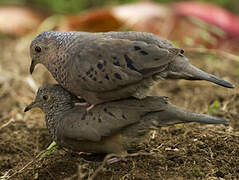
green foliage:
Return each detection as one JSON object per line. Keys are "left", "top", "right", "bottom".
{"left": 40, "top": 141, "right": 59, "bottom": 159}
{"left": 209, "top": 100, "right": 221, "bottom": 114}
{"left": 192, "top": 167, "right": 205, "bottom": 177}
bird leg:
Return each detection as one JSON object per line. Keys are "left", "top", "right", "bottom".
{"left": 86, "top": 104, "right": 95, "bottom": 111}
{"left": 77, "top": 152, "right": 92, "bottom": 155}
{"left": 75, "top": 103, "right": 96, "bottom": 111}
{"left": 75, "top": 96, "right": 96, "bottom": 111}
{"left": 90, "top": 152, "right": 154, "bottom": 179}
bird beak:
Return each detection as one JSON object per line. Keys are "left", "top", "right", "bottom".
{"left": 30, "top": 59, "right": 37, "bottom": 74}
{"left": 24, "top": 101, "right": 38, "bottom": 112}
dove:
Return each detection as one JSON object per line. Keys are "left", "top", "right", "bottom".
{"left": 24, "top": 84, "right": 227, "bottom": 154}
{"left": 29, "top": 31, "right": 234, "bottom": 105}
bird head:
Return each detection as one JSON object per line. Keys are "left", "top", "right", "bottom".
{"left": 24, "top": 84, "right": 80, "bottom": 114}
{"left": 29, "top": 31, "right": 62, "bottom": 74}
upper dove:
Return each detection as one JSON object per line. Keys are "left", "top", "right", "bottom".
{"left": 29, "top": 31, "right": 234, "bottom": 105}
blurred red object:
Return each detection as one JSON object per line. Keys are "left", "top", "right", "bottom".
{"left": 174, "top": 2, "right": 239, "bottom": 38}
{"left": 58, "top": 9, "right": 122, "bottom": 32}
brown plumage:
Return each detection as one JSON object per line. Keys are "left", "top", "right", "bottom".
{"left": 24, "top": 84, "right": 228, "bottom": 154}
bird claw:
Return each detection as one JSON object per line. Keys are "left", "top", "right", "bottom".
{"left": 75, "top": 101, "right": 95, "bottom": 112}
{"left": 106, "top": 157, "right": 121, "bottom": 164}
{"left": 86, "top": 104, "right": 95, "bottom": 112}
{"left": 77, "top": 152, "right": 92, "bottom": 155}
{"left": 75, "top": 102, "right": 89, "bottom": 106}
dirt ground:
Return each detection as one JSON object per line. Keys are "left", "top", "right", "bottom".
{"left": 0, "top": 36, "right": 238, "bottom": 180}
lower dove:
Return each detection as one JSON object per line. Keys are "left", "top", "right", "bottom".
{"left": 24, "top": 84, "right": 227, "bottom": 154}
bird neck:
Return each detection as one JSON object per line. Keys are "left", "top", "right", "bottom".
{"left": 44, "top": 57, "right": 69, "bottom": 88}
{"left": 44, "top": 103, "right": 73, "bottom": 140}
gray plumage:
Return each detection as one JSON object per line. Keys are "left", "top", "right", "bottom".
{"left": 29, "top": 31, "right": 234, "bottom": 104}
{"left": 24, "top": 84, "right": 228, "bottom": 154}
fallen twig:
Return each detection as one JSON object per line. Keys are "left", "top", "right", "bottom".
{"left": 4, "top": 149, "right": 48, "bottom": 180}
{"left": 0, "top": 118, "right": 14, "bottom": 131}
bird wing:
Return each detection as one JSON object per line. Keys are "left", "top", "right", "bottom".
{"left": 70, "top": 37, "right": 181, "bottom": 92}
{"left": 57, "top": 103, "right": 142, "bottom": 142}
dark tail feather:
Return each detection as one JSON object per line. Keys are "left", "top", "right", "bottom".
{"left": 182, "top": 63, "right": 234, "bottom": 88}
{"left": 143, "top": 103, "right": 228, "bottom": 127}
{"left": 167, "top": 56, "right": 235, "bottom": 88}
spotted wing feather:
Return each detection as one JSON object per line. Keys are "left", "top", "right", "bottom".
{"left": 70, "top": 37, "right": 180, "bottom": 92}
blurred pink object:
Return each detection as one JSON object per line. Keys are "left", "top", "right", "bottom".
{"left": 112, "top": 2, "right": 174, "bottom": 37}
{"left": 174, "top": 2, "right": 239, "bottom": 38}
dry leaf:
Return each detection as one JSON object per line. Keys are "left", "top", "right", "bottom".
{"left": 58, "top": 9, "right": 122, "bottom": 32}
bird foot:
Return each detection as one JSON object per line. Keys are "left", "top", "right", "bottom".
{"left": 77, "top": 152, "right": 92, "bottom": 155}
{"left": 106, "top": 157, "right": 122, "bottom": 164}
{"left": 86, "top": 104, "right": 95, "bottom": 112}
{"left": 75, "top": 102, "right": 90, "bottom": 106}
{"left": 90, "top": 152, "right": 153, "bottom": 179}
{"left": 75, "top": 99, "right": 95, "bottom": 112}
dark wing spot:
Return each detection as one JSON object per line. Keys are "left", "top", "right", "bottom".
{"left": 134, "top": 46, "right": 141, "bottom": 50}
{"left": 94, "top": 71, "right": 97, "bottom": 75}
{"left": 105, "top": 74, "right": 110, "bottom": 80}
{"left": 104, "top": 107, "right": 116, "bottom": 117}
{"left": 113, "top": 61, "right": 120, "bottom": 66}
{"left": 90, "top": 67, "right": 94, "bottom": 71}
{"left": 107, "top": 111, "right": 116, "bottom": 118}
{"left": 124, "top": 54, "right": 138, "bottom": 71}
{"left": 114, "top": 73, "right": 122, "bottom": 80}
{"left": 93, "top": 117, "right": 96, "bottom": 120}
{"left": 82, "top": 77, "right": 86, "bottom": 81}
{"left": 122, "top": 114, "right": 127, "bottom": 119}
{"left": 86, "top": 71, "right": 90, "bottom": 75}
{"left": 98, "top": 118, "right": 102, "bottom": 123}
{"left": 140, "top": 51, "right": 148, "bottom": 55}
{"left": 97, "top": 63, "right": 103, "bottom": 69}
{"left": 89, "top": 74, "right": 93, "bottom": 78}
{"left": 180, "top": 49, "right": 184, "bottom": 54}
{"left": 103, "top": 60, "right": 107, "bottom": 65}
{"left": 93, "top": 77, "right": 97, "bottom": 81}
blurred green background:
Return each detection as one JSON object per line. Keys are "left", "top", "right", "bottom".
{"left": 0, "top": 0, "right": 238, "bottom": 14}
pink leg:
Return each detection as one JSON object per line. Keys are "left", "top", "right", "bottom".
{"left": 75, "top": 102, "right": 89, "bottom": 106}
{"left": 87, "top": 104, "right": 95, "bottom": 111}
{"left": 77, "top": 152, "right": 92, "bottom": 155}
{"left": 106, "top": 157, "right": 121, "bottom": 164}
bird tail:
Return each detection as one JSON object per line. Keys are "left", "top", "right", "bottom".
{"left": 142, "top": 103, "right": 228, "bottom": 127}
{"left": 167, "top": 56, "right": 234, "bottom": 88}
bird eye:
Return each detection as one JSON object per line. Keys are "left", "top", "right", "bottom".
{"left": 35, "top": 46, "right": 41, "bottom": 53}
{"left": 42, "top": 95, "right": 49, "bottom": 101}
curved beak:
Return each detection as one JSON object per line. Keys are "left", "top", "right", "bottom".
{"left": 24, "top": 101, "right": 37, "bottom": 112}
{"left": 30, "top": 59, "right": 37, "bottom": 74}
